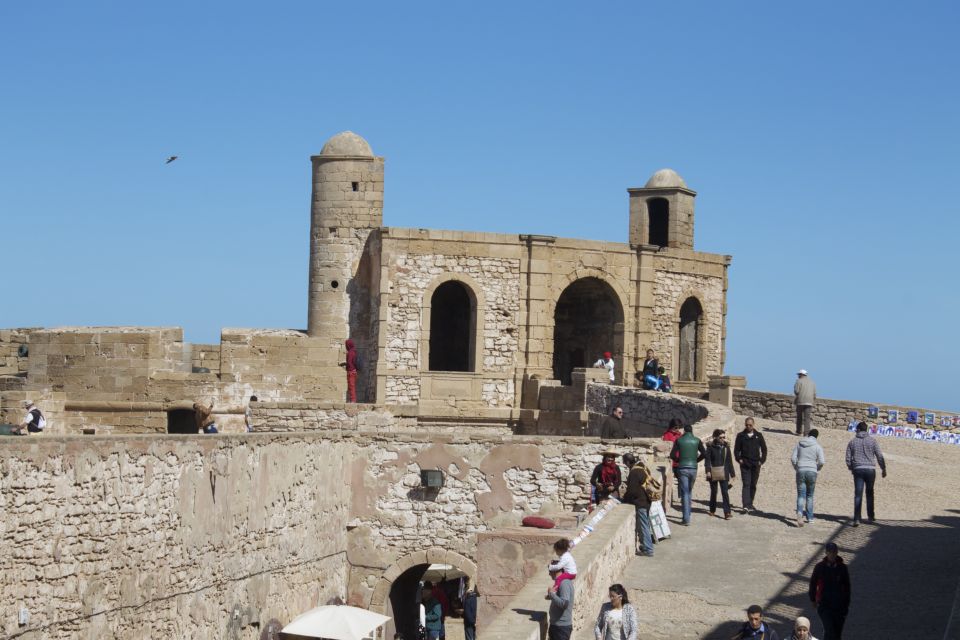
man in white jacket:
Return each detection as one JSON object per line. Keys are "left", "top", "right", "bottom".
{"left": 791, "top": 429, "right": 825, "bottom": 526}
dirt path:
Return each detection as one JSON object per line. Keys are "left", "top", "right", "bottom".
{"left": 620, "top": 417, "right": 960, "bottom": 639}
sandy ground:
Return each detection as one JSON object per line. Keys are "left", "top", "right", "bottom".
{"left": 620, "top": 417, "right": 960, "bottom": 639}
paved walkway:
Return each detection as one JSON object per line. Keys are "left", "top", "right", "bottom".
{"left": 620, "top": 417, "right": 960, "bottom": 639}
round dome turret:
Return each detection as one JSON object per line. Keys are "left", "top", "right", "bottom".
{"left": 319, "top": 131, "right": 374, "bottom": 157}
{"left": 645, "top": 169, "right": 687, "bottom": 189}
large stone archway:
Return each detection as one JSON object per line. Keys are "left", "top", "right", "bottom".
{"left": 370, "top": 548, "right": 477, "bottom": 640}
{"left": 552, "top": 277, "right": 625, "bottom": 385}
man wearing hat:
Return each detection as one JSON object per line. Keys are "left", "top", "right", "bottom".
{"left": 593, "top": 351, "right": 615, "bottom": 383}
{"left": 15, "top": 400, "right": 45, "bottom": 435}
{"left": 590, "top": 451, "right": 622, "bottom": 502}
{"left": 794, "top": 369, "right": 817, "bottom": 436}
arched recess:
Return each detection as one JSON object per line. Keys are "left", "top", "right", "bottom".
{"left": 551, "top": 276, "right": 626, "bottom": 385}
{"left": 369, "top": 549, "right": 478, "bottom": 639}
{"left": 677, "top": 296, "right": 704, "bottom": 381}
{"left": 420, "top": 274, "right": 485, "bottom": 372}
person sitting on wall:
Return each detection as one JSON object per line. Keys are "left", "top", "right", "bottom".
{"left": 13, "top": 400, "right": 46, "bottom": 436}
{"left": 657, "top": 366, "right": 673, "bottom": 393}
{"left": 590, "top": 451, "right": 622, "bottom": 502}
{"left": 593, "top": 351, "right": 615, "bottom": 383}
{"left": 193, "top": 400, "right": 217, "bottom": 434}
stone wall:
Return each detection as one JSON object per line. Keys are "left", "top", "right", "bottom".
{"left": 651, "top": 267, "right": 724, "bottom": 382}
{"left": 732, "top": 389, "right": 960, "bottom": 432}
{"left": 0, "top": 434, "right": 350, "bottom": 640}
{"left": 585, "top": 383, "right": 736, "bottom": 438}
{"left": 250, "top": 401, "right": 418, "bottom": 433}
{"left": 381, "top": 250, "right": 522, "bottom": 406}
{"left": 189, "top": 343, "right": 221, "bottom": 374}
{"left": 0, "top": 328, "right": 37, "bottom": 375}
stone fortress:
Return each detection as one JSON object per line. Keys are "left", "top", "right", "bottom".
{"left": 3, "top": 133, "right": 957, "bottom": 640}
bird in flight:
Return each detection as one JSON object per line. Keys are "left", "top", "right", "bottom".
{"left": 165, "top": 156, "right": 178, "bottom": 164}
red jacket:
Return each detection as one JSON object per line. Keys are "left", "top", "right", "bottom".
{"left": 345, "top": 339, "right": 357, "bottom": 372}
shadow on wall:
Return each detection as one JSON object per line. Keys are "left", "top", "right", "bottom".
{"left": 703, "top": 510, "right": 960, "bottom": 639}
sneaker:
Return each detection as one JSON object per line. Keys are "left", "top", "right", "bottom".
{"left": 867, "top": 517, "right": 876, "bottom": 524}
{"left": 807, "top": 519, "right": 815, "bottom": 524}
{"left": 796, "top": 514, "right": 804, "bottom": 528}
{"left": 851, "top": 520, "right": 860, "bottom": 527}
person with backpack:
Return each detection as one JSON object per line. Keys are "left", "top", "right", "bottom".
{"left": 15, "top": 401, "right": 46, "bottom": 435}
{"left": 621, "top": 452, "right": 655, "bottom": 556}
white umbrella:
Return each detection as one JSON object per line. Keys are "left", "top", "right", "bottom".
{"left": 281, "top": 604, "right": 391, "bottom": 640}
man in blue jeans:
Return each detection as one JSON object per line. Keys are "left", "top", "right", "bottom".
{"left": 621, "top": 452, "right": 655, "bottom": 556}
{"left": 669, "top": 425, "right": 706, "bottom": 525}
{"left": 845, "top": 421, "right": 887, "bottom": 526}
{"left": 791, "top": 428, "right": 825, "bottom": 527}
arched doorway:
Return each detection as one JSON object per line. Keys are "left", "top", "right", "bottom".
{"left": 552, "top": 277, "right": 625, "bottom": 385}
{"left": 678, "top": 297, "right": 703, "bottom": 381}
{"left": 428, "top": 281, "right": 476, "bottom": 372}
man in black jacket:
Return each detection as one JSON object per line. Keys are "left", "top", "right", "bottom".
{"left": 733, "top": 417, "right": 767, "bottom": 512}
{"left": 809, "top": 542, "right": 850, "bottom": 640}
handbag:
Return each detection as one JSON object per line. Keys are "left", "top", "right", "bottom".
{"left": 709, "top": 446, "right": 727, "bottom": 481}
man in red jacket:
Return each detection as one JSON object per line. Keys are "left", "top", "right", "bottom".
{"left": 809, "top": 542, "right": 850, "bottom": 640}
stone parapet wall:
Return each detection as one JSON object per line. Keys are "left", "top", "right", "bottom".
{"left": 0, "top": 434, "right": 350, "bottom": 640}
{"left": 732, "top": 389, "right": 960, "bottom": 432}
{"left": 585, "top": 383, "right": 736, "bottom": 438}
{"left": 250, "top": 402, "right": 418, "bottom": 433}
{"left": 189, "top": 343, "right": 221, "bottom": 374}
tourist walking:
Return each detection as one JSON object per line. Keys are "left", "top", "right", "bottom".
{"left": 590, "top": 451, "right": 622, "bottom": 502}
{"left": 421, "top": 585, "right": 443, "bottom": 640}
{"left": 731, "top": 605, "right": 780, "bottom": 640}
{"left": 546, "top": 567, "right": 575, "bottom": 640}
{"left": 662, "top": 418, "right": 683, "bottom": 506}
{"left": 733, "top": 417, "right": 767, "bottom": 512}
{"left": 343, "top": 339, "right": 359, "bottom": 403}
{"left": 593, "top": 584, "right": 638, "bottom": 640}
{"left": 787, "top": 616, "right": 818, "bottom": 640}
{"left": 593, "top": 351, "right": 616, "bottom": 383}
{"left": 704, "top": 429, "right": 735, "bottom": 519}
{"left": 621, "top": 453, "right": 654, "bottom": 556}
{"left": 791, "top": 428, "right": 825, "bottom": 526}
{"left": 809, "top": 542, "right": 850, "bottom": 640}
{"left": 794, "top": 369, "right": 816, "bottom": 435}
{"left": 462, "top": 581, "right": 478, "bottom": 640}
{"left": 669, "top": 425, "right": 706, "bottom": 525}
{"left": 845, "top": 421, "right": 887, "bottom": 526}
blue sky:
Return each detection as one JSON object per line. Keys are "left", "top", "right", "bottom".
{"left": 2, "top": 2, "right": 958, "bottom": 410}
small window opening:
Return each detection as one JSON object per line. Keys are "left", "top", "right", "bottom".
{"left": 648, "top": 198, "right": 669, "bottom": 247}
{"left": 351, "top": 182, "right": 359, "bottom": 192}
{"left": 331, "top": 280, "right": 339, "bottom": 289}
{"left": 167, "top": 409, "right": 197, "bottom": 434}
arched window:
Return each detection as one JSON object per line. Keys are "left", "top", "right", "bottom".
{"left": 648, "top": 198, "right": 669, "bottom": 247}
{"left": 678, "top": 297, "right": 703, "bottom": 381}
{"left": 428, "top": 281, "right": 475, "bottom": 372}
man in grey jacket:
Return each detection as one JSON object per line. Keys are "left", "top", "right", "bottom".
{"left": 546, "top": 568, "right": 575, "bottom": 640}
{"left": 794, "top": 369, "right": 816, "bottom": 435}
{"left": 845, "top": 421, "right": 888, "bottom": 526}
{"left": 791, "top": 429, "right": 825, "bottom": 527}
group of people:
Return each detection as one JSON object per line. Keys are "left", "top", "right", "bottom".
{"left": 416, "top": 580, "right": 477, "bottom": 640}
{"left": 593, "top": 349, "right": 673, "bottom": 393}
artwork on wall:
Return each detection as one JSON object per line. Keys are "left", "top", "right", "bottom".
{"left": 847, "top": 420, "right": 859, "bottom": 432}
{"left": 906, "top": 411, "right": 919, "bottom": 424}
{"left": 924, "top": 412, "right": 936, "bottom": 425}
{"left": 941, "top": 416, "right": 953, "bottom": 427}
{"left": 867, "top": 406, "right": 879, "bottom": 419}
{"left": 887, "top": 410, "right": 899, "bottom": 424}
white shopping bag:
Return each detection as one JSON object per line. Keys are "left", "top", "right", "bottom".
{"left": 649, "top": 500, "right": 671, "bottom": 540}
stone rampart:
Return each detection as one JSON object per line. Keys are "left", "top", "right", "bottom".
{"left": 732, "top": 389, "right": 960, "bottom": 432}
{"left": 0, "top": 328, "right": 37, "bottom": 376}
{"left": 0, "top": 434, "right": 350, "bottom": 640}
{"left": 585, "top": 383, "right": 736, "bottom": 438}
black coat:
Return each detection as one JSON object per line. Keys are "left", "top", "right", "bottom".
{"left": 704, "top": 441, "right": 736, "bottom": 481}
{"left": 809, "top": 557, "right": 851, "bottom": 612}
{"left": 734, "top": 430, "right": 767, "bottom": 467}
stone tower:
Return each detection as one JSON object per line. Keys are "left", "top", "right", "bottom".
{"left": 307, "top": 132, "right": 384, "bottom": 397}
{"left": 628, "top": 169, "right": 697, "bottom": 249}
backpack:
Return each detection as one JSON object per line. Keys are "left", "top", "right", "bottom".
{"left": 642, "top": 463, "right": 662, "bottom": 502}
